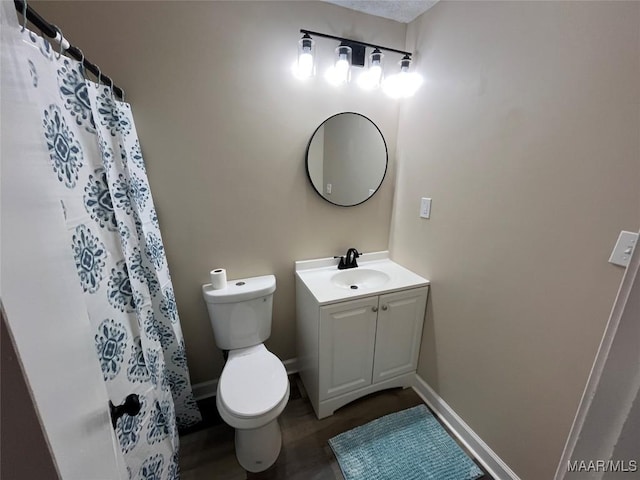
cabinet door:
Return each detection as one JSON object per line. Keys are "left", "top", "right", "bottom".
{"left": 319, "top": 297, "right": 378, "bottom": 400}
{"left": 372, "top": 287, "right": 428, "bottom": 383}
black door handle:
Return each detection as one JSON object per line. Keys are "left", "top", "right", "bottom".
{"left": 109, "top": 394, "right": 141, "bottom": 428}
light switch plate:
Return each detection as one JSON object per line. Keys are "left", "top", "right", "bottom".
{"left": 420, "top": 197, "right": 431, "bottom": 219}
{"left": 609, "top": 230, "right": 638, "bottom": 267}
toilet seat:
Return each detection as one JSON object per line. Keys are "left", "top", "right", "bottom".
{"left": 218, "top": 344, "right": 288, "bottom": 419}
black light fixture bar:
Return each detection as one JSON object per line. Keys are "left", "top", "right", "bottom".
{"left": 300, "top": 29, "right": 412, "bottom": 59}
{"left": 13, "top": 0, "right": 124, "bottom": 99}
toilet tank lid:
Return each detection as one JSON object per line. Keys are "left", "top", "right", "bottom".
{"left": 202, "top": 274, "right": 276, "bottom": 304}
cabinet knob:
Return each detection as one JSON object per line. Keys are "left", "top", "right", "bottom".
{"left": 381, "top": 305, "right": 388, "bottom": 311}
{"left": 372, "top": 306, "right": 378, "bottom": 312}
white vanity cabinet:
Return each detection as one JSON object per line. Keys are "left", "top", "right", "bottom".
{"left": 370, "top": 288, "right": 428, "bottom": 383}
{"left": 319, "top": 288, "right": 428, "bottom": 402}
{"left": 319, "top": 296, "right": 379, "bottom": 401}
{"left": 295, "top": 252, "right": 429, "bottom": 419}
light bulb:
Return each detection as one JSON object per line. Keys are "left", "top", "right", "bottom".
{"left": 298, "top": 51, "right": 314, "bottom": 77}
{"left": 326, "top": 44, "right": 352, "bottom": 86}
{"left": 336, "top": 55, "right": 349, "bottom": 76}
{"left": 369, "top": 64, "right": 382, "bottom": 83}
{"left": 358, "top": 49, "right": 384, "bottom": 91}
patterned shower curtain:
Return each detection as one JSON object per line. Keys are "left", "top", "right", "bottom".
{"left": 5, "top": 7, "right": 201, "bottom": 479}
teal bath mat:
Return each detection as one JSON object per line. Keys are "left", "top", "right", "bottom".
{"left": 328, "top": 405, "right": 484, "bottom": 480}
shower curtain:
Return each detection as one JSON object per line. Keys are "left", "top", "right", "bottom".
{"left": 2, "top": 5, "right": 200, "bottom": 479}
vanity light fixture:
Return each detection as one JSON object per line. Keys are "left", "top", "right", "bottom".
{"left": 296, "top": 29, "right": 422, "bottom": 98}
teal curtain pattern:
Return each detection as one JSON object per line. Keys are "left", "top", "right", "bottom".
{"left": 13, "top": 24, "right": 201, "bottom": 480}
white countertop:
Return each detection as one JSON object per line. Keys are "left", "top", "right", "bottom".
{"left": 295, "top": 251, "right": 429, "bottom": 305}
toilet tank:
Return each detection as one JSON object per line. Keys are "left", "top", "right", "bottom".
{"left": 202, "top": 274, "right": 276, "bottom": 350}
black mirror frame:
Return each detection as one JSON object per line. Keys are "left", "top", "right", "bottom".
{"left": 305, "top": 112, "right": 388, "bottom": 207}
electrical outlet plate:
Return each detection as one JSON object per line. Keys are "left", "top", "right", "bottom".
{"left": 609, "top": 231, "right": 638, "bottom": 267}
{"left": 420, "top": 197, "right": 431, "bottom": 219}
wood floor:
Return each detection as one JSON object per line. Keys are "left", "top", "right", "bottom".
{"left": 179, "top": 375, "right": 492, "bottom": 480}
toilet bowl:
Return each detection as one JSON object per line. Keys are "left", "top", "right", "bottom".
{"left": 216, "top": 344, "right": 289, "bottom": 472}
{"left": 202, "top": 275, "right": 289, "bottom": 472}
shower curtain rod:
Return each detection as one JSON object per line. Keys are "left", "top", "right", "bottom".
{"left": 13, "top": 0, "right": 124, "bottom": 99}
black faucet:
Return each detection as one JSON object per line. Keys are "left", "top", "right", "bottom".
{"left": 335, "top": 248, "right": 361, "bottom": 270}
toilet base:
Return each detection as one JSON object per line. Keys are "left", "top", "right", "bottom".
{"left": 235, "top": 418, "right": 282, "bottom": 472}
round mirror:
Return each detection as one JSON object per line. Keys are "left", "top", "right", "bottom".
{"left": 305, "top": 112, "right": 388, "bottom": 207}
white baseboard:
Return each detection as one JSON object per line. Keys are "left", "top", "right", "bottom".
{"left": 192, "top": 357, "right": 299, "bottom": 401}
{"left": 191, "top": 378, "right": 218, "bottom": 401}
{"left": 412, "top": 374, "right": 520, "bottom": 480}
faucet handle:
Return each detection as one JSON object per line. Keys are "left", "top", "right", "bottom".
{"left": 333, "top": 255, "right": 347, "bottom": 269}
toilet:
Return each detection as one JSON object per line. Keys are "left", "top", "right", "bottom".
{"left": 202, "top": 274, "right": 289, "bottom": 472}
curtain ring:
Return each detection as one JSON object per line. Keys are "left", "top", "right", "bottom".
{"left": 76, "top": 47, "right": 85, "bottom": 75}
{"left": 20, "top": 0, "right": 28, "bottom": 32}
{"left": 51, "top": 24, "right": 65, "bottom": 60}
{"left": 96, "top": 65, "right": 102, "bottom": 86}
{"left": 76, "top": 47, "right": 85, "bottom": 65}
{"left": 120, "top": 88, "right": 126, "bottom": 103}
{"left": 108, "top": 78, "right": 114, "bottom": 98}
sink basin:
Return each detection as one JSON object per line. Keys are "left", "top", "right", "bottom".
{"left": 331, "top": 269, "right": 390, "bottom": 290}
{"left": 296, "top": 251, "right": 429, "bottom": 304}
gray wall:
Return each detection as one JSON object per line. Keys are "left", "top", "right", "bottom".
{"left": 392, "top": 2, "right": 640, "bottom": 478}
{"left": 30, "top": 1, "right": 405, "bottom": 383}
{"left": 23, "top": 2, "right": 640, "bottom": 478}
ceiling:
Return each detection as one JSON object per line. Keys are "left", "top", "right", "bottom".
{"left": 324, "top": 0, "right": 439, "bottom": 23}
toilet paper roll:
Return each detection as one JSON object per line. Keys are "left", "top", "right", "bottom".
{"left": 210, "top": 268, "right": 228, "bottom": 290}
